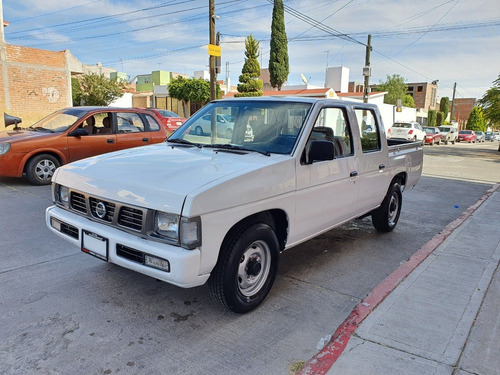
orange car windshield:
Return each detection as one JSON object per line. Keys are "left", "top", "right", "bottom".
{"left": 30, "top": 109, "right": 85, "bottom": 133}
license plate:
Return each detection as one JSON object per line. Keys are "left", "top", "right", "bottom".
{"left": 82, "top": 230, "right": 108, "bottom": 261}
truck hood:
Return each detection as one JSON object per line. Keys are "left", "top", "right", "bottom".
{"left": 53, "top": 143, "right": 291, "bottom": 214}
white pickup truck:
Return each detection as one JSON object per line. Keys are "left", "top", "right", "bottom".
{"left": 46, "top": 97, "right": 423, "bottom": 313}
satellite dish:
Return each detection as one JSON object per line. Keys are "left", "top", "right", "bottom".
{"left": 300, "top": 74, "right": 308, "bottom": 84}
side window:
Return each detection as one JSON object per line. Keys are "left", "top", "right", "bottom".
{"left": 355, "top": 109, "right": 381, "bottom": 153}
{"left": 145, "top": 115, "right": 160, "bottom": 131}
{"left": 305, "top": 107, "right": 353, "bottom": 163}
{"left": 117, "top": 113, "right": 144, "bottom": 133}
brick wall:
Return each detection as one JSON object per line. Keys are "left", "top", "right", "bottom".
{"left": 1, "top": 43, "right": 71, "bottom": 128}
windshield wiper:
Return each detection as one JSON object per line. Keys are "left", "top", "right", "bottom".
{"left": 204, "top": 144, "right": 270, "bottom": 157}
{"left": 167, "top": 139, "right": 201, "bottom": 148}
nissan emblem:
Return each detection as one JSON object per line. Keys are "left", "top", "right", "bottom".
{"left": 95, "top": 202, "right": 107, "bottom": 219}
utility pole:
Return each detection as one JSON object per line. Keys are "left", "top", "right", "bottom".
{"left": 450, "top": 82, "right": 457, "bottom": 125}
{"left": 209, "top": 0, "right": 216, "bottom": 101}
{"left": 363, "top": 35, "right": 372, "bottom": 103}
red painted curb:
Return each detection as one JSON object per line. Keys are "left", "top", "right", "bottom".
{"left": 298, "top": 183, "right": 499, "bottom": 375}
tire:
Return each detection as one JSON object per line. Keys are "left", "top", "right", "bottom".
{"left": 430, "top": 139, "right": 434, "bottom": 146}
{"left": 26, "top": 154, "right": 60, "bottom": 185}
{"left": 209, "top": 222, "right": 279, "bottom": 313}
{"left": 452, "top": 139, "right": 455, "bottom": 144}
{"left": 195, "top": 126, "right": 203, "bottom": 136}
{"left": 372, "top": 181, "right": 402, "bottom": 232}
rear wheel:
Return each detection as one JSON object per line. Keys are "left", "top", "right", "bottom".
{"left": 195, "top": 126, "right": 203, "bottom": 136}
{"left": 26, "top": 154, "right": 60, "bottom": 185}
{"left": 372, "top": 181, "right": 402, "bottom": 232}
{"left": 209, "top": 223, "right": 279, "bottom": 313}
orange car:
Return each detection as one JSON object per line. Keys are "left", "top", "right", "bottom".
{"left": 0, "top": 107, "right": 167, "bottom": 185}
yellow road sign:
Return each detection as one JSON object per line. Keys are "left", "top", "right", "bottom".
{"left": 208, "top": 44, "right": 221, "bottom": 57}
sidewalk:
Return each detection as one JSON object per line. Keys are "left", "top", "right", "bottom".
{"left": 300, "top": 183, "right": 500, "bottom": 375}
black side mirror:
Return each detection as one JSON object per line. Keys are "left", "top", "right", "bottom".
{"left": 68, "top": 128, "right": 89, "bottom": 137}
{"left": 309, "top": 140, "right": 335, "bottom": 163}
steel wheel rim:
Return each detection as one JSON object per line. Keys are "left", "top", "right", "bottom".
{"left": 237, "top": 240, "right": 271, "bottom": 297}
{"left": 35, "top": 159, "right": 56, "bottom": 181}
{"left": 388, "top": 192, "right": 399, "bottom": 226}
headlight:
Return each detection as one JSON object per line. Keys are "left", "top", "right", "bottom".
{"left": 0, "top": 142, "right": 10, "bottom": 155}
{"left": 155, "top": 212, "right": 201, "bottom": 249}
{"left": 155, "top": 212, "right": 179, "bottom": 241}
{"left": 53, "top": 184, "right": 69, "bottom": 208}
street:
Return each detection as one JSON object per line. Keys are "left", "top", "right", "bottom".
{"left": 0, "top": 141, "right": 499, "bottom": 375}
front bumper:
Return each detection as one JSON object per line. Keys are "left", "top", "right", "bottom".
{"left": 46, "top": 205, "right": 208, "bottom": 288}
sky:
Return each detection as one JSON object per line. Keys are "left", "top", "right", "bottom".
{"left": 2, "top": 0, "right": 500, "bottom": 101}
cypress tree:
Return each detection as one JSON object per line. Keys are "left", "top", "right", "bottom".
{"left": 236, "top": 35, "right": 263, "bottom": 97}
{"left": 269, "top": 0, "right": 289, "bottom": 90}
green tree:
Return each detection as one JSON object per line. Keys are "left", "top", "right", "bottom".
{"left": 236, "top": 34, "right": 263, "bottom": 97}
{"left": 75, "top": 73, "right": 126, "bottom": 106}
{"left": 466, "top": 106, "right": 486, "bottom": 131}
{"left": 436, "top": 111, "right": 444, "bottom": 126}
{"left": 269, "top": 0, "right": 289, "bottom": 90}
{"left": 479, "top": 73, "right": 500, "bottom": 128}
{"left": 376, "top": 74, "right": 415, "bottom": 108}
{"left": 168, "top": 76, "right": 219, "bottom": 116}
{"left": 439, "top": 97, "right": 450, "bottom": 120}
{"left": 427, "top": 109, "right": 437, "bottom": 127}
{"left": 403, "top": 94, "right": 415, "bottom": 108}
{"left": 71, "top": 77, "right": 83, "bottom": 106}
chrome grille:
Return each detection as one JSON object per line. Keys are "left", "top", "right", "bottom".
{"left": 118, "top": 207, "right": 143, "bottom": 231}
{"left": 89, "top": 197, "right": 115, "bottom": 222}
{"left": 70, "top": 192, "right": 87, "bottom": 213}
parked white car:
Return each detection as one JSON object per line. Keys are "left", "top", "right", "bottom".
{"left": 438, "top": 125, "right": 458, "bottom": 145}
{"left": 192, "top": 113, "right": 234, "bottom": 138}
{"left": 388, "top": 121, "right": 425, "bottom": 143}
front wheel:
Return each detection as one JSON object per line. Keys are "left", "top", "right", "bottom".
{"left": 372, "top": 182, "right": 402, "bottom": 232}
{"left": 209, "top": 223, "right": 279, "bottom": 313}
{"left": 26, "top": 154, "right": 60, "bottom": 185}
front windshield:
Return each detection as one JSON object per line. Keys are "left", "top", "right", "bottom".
{"left": 31, "top": 108, "right": 87, "bottom": 133}
{"left": 459, "top": 130, "right": 471, "bottom": 134}
{"left": 168, "top": 100, "right": 312, "bottom": 155}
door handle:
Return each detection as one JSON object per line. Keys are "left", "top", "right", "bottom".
{"left": 142, "top": 138, "right": 149, "bottom": 142}
{"left": 379, "top": 164, "right": 385, "bottom": 170}
{"left": 350, "top": 171, "right": 358, "bottom": 178}
{"left": 107, "top": 139, "right": 114, "bottom": 144}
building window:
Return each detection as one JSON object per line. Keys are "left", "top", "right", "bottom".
{"left": 417, "top": 86, "right": 423, "bottom": 92}
{"left": 408, "top": 86, "right": 414, "bottom": 92}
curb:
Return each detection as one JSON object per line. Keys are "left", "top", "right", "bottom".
{"left": 298, "top": 183, "right": 500, "bottom": 375}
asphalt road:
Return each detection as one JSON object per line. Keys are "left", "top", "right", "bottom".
{"left": 1, "top": 141, "right": 499, "bottom": 375}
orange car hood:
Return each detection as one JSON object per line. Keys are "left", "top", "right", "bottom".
{"left": 0, "top": 129, "right": 54, "bottom": 143}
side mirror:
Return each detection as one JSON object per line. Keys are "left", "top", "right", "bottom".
{"left": 309, "top": 140, "right": 335, "bottom": 163}
{"left": 68, "top": 128, "right": 89, "bottom": 137}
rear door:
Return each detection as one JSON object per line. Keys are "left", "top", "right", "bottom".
{"left": 115, "top": 112, "right": 162, "bottom": 151}
{"left": 351, "top": 107, "right": 391, "bottom": 213}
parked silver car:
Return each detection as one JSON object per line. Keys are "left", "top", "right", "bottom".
{"left": 475, "top": 131, "right": 486, "bottom": 142}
